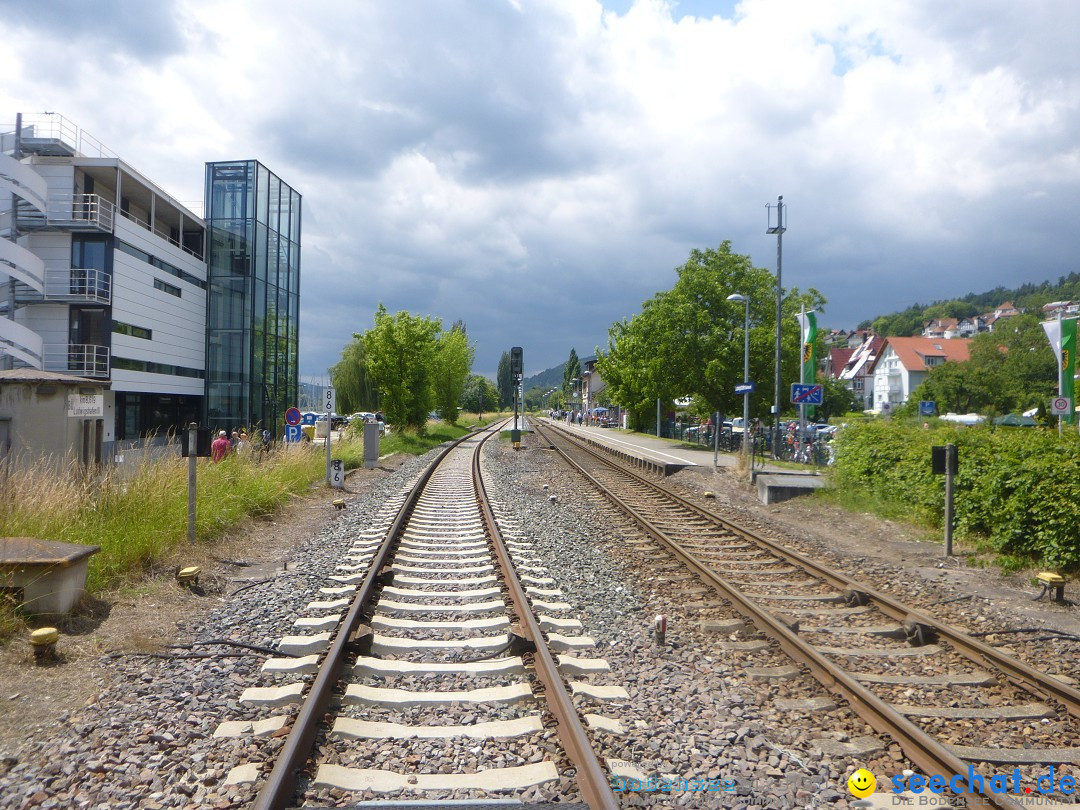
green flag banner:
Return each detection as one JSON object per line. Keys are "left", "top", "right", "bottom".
{"left": 797, "top": 310, "right": 818, "bottom": 418}
{"left": 1064, "top": 317, "right": 1076, "bottom": 425}
{"left": 798, "top": 311, "right": 817, "bottom": 385}
{"left": 1042, "top": 317, "right": 1077, "bottom": 424}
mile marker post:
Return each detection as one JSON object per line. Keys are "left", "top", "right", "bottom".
{"left": 187, "top": 422, "right": 197, "bottom": 543}
{"left": 324, "top": 385, "right": 335, "bottom": 486}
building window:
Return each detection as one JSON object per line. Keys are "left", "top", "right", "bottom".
{"left": 112, "top": 356, "right": 204, "bottom": 378}
{"left": 117, "top": 240, "right": 206, "bottom": 289}
{"left": 154, "top": 278, "right": 181, "bottom": 297}
{"left": 113, "top": 322, "right": 152, "bottom": 340}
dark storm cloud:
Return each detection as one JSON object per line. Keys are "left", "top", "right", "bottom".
{"left": 257, "top": 1, "right": 612, "bottom": 184}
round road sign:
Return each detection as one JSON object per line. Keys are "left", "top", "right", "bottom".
{"left": 285, "top": 407, "right": 302, "bottom": 426}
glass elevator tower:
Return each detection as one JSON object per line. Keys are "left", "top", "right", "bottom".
{"left": 204, "top": 161, "right": 300, "bottom": 434}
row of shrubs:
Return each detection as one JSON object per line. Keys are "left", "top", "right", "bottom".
{"left": 831, "top": 421, "right": 1080, "bottom": 569}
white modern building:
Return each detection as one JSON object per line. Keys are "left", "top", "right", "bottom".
{"left": 0, "top": 113, "right": 300, "bottom": 464}
{"left": 870, "top": 336, "right": 971, "bottom": 412}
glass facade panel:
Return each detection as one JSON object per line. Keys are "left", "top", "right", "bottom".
{"left": 256, "top": 165, "right": 269, "bottom": 226}
{"left": 205, "top": 160, "right": 300, "bottom": 433}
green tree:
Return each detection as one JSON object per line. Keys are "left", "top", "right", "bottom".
{"left": 818, "top": 376, "right": 861, "bottom": 421}
{"left": 497, "top": 351, "right": 512, "bottom": 409}
{"left": 330, "top": 337, "right": 378, "bottom": 415}
{"left": 362, "top": 305, "right": 441, "bottom": 433}
{"left": 432, "top": 324, "right": 474, "bottom": 424}
{"left": 596, "top": 241, "right": 824, "bottom": 429}
{"left": 905, "top": 314, "right": 1055, "bottom": 417}
{"left": 563, "top": 348, "right": 581, "bottom": 403}
{"left": 461, "top": 375, "right": 499, "bottom": 416}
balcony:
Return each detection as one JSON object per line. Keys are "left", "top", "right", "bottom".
{"left": 43, "top": 344, "right": 110, "bottom": 379}
{"left": 16, "top": 193, "right": 114, "bottom": 233}
{"left": 15, "top": 268, "right": 111, "bottom": 305}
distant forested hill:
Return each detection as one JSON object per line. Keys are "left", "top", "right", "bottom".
{"left": 856, "top": 273, "right": 1080, "bottom": 336}
{"left": 523, "top": 364, "right": 565, "bottom": 392}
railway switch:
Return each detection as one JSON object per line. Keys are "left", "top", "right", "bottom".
{"left": 176, "top": 566, "right": 201, "bottom": 588}
{"left": 1033, "top": 572, "right": 1067, "bottom": 603}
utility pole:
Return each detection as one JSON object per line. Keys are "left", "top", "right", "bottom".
{"left": 766, "top": 196, "right": 786, "bottom": 457}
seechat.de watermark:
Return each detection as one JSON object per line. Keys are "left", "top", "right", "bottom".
{"left": 612, "top": 774, "right": 738, "bottom": 793}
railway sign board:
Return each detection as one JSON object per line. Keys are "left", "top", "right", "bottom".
{"left": 323, "top": 386, "right": 336, "bottom": 414}
{"left": 1051, "top": 396, "right": 1072, "bottom": 415}
{"left": 330, "top": 459, "right": 345, "bottom": 489}
{"left": 285, "top": 407, "right": 302, "bottom": 426}
{"left": 734, "top": 382, "right": 755, "bottom": 395}
{"left": 284, "top": 424, "right": 303, "bottom": 443}
{"left": 790, "top": 383, "right": 823, "bottom": 405}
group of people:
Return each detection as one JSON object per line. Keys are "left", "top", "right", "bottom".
{"left": 210, "top": 428, "right": 272, "bottom": 462}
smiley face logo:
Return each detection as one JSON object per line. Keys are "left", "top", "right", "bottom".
{"left": 847, "top": 768, "right": 876, "bottom": 798}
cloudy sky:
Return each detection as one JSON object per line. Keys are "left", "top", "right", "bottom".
{"left": 3, "top": 0, "right": 1078, "bottom": 379}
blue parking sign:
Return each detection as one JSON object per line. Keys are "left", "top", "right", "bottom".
{"left": 920, "top": 401, "right": 936, "bottom": 416}
{"left": 284, "top": 424, "right": 304, "bottom": 443}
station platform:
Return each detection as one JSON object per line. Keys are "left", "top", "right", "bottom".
{"left": 537, "top": 419, "right": 824, "bottom": 504}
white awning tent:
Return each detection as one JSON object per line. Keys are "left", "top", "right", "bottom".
{"left": 939, "top": 412, "right": 986, "bottom": 425}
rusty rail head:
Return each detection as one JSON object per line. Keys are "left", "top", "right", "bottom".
{"left": 536, "top": 421, "right": 1037, "bottom": 810}
{"left": 472, "top": 427, "right": 620, "bottom": 810}
{"left": 250, "top": 428, "right": 487, "bottom": 810}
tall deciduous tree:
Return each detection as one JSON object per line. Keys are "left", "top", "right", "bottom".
{"left": 362, "top": 305, "right": 441, "bottom": 432}
{"left": 432, "top": 323, "right": 474, "bottom": 424}
{"left": 461, "top": 375, "right": 499, "bottom": 416}
{"left": 330, "top": 337, "right": 378, "bottom": 415}
{"left": 563, "top": 348, "right": 581, "bottom": 403}
{"left": 597, "top": 241, "right": 824, "bottom": 428}
{"left": 497, "top": 351, "right": 513, "bottom": 409}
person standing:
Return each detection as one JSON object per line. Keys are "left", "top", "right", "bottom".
{"left": 211, "top": 430, "right": 230, "bottom": 462}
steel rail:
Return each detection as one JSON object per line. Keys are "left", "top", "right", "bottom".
{"left": 473, "top": 425, "right": 619, "bottom": 810}
{"left": 251, "top": 424, "right": 501, "bottom": 810}
{"left": 536, "top": 422, "right": 1038, "bottom": 810}
{"left": 542, "top": 423, "right": 1080, "bottom": 721}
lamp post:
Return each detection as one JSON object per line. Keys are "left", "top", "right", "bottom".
{"left": 766, "top": 196, "right": 786, "bottom": 457}
{"left": 726, "top": 294, "right": 751, "bottom": 463}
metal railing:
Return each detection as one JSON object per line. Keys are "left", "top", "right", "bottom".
{"left": 17, "top": 193, "right": 115, "bottom": 232}
{"left": 14, "top": 268, "right": 112, "bottom": 304}
{"left": 117, "top": 208, "right": 203, "bottom": 260}
{"left": 43, "top": 344, "right": 110, "bottom": 378}
{"left": 49, "top": 268, "right": 111, "bottom": 302}
{"left": 4, "top": 113, "right": 117, "bottom": 159}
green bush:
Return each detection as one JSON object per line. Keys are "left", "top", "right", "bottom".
{"left": 833, "top": 422, "right": 1080, "bottom": 569}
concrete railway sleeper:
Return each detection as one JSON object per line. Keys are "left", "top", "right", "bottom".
{"left": 536, "top": 420, "right": 1080, "bottom": 809}
{"left": 214, "top": 419, "right": 619, "bottom": 809}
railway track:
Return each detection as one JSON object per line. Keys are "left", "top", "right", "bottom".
{"left": 535, "top": 420, "right": 1080, "bottom": 808}
{"left": 217, "top": 420, "right": 618, "bottom": 809}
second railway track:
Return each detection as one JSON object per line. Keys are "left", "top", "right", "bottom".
{"left": 536, "top": 419, "right": 1080, "bottom": 808}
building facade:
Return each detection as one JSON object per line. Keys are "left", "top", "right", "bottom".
{"left": 0, "top": 113, "right": 300, "bottom": 463}
{"left": 870, "top": 337, "right": 971, "bottom": 412}
{"left": 204, "top": 161, "right": 301, "bottom": 432}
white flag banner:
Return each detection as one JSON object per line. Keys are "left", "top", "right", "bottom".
{"left": 1042, "top": 319, "right": 1063, "bottom": 367}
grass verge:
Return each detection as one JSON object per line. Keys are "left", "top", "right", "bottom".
{"left": 0, "top": 445, "right": 326, "bottom": 595}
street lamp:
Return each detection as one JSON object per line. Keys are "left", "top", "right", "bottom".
{"left": 766, "top": 196, "right": 786, "bottom": 458}
{"left": 727, "top": 293, "right": 751, "bottom": 462}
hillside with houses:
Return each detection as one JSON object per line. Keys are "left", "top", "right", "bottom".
{"left": 824, "top": 280, "right": 1075, "bottom": 416}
